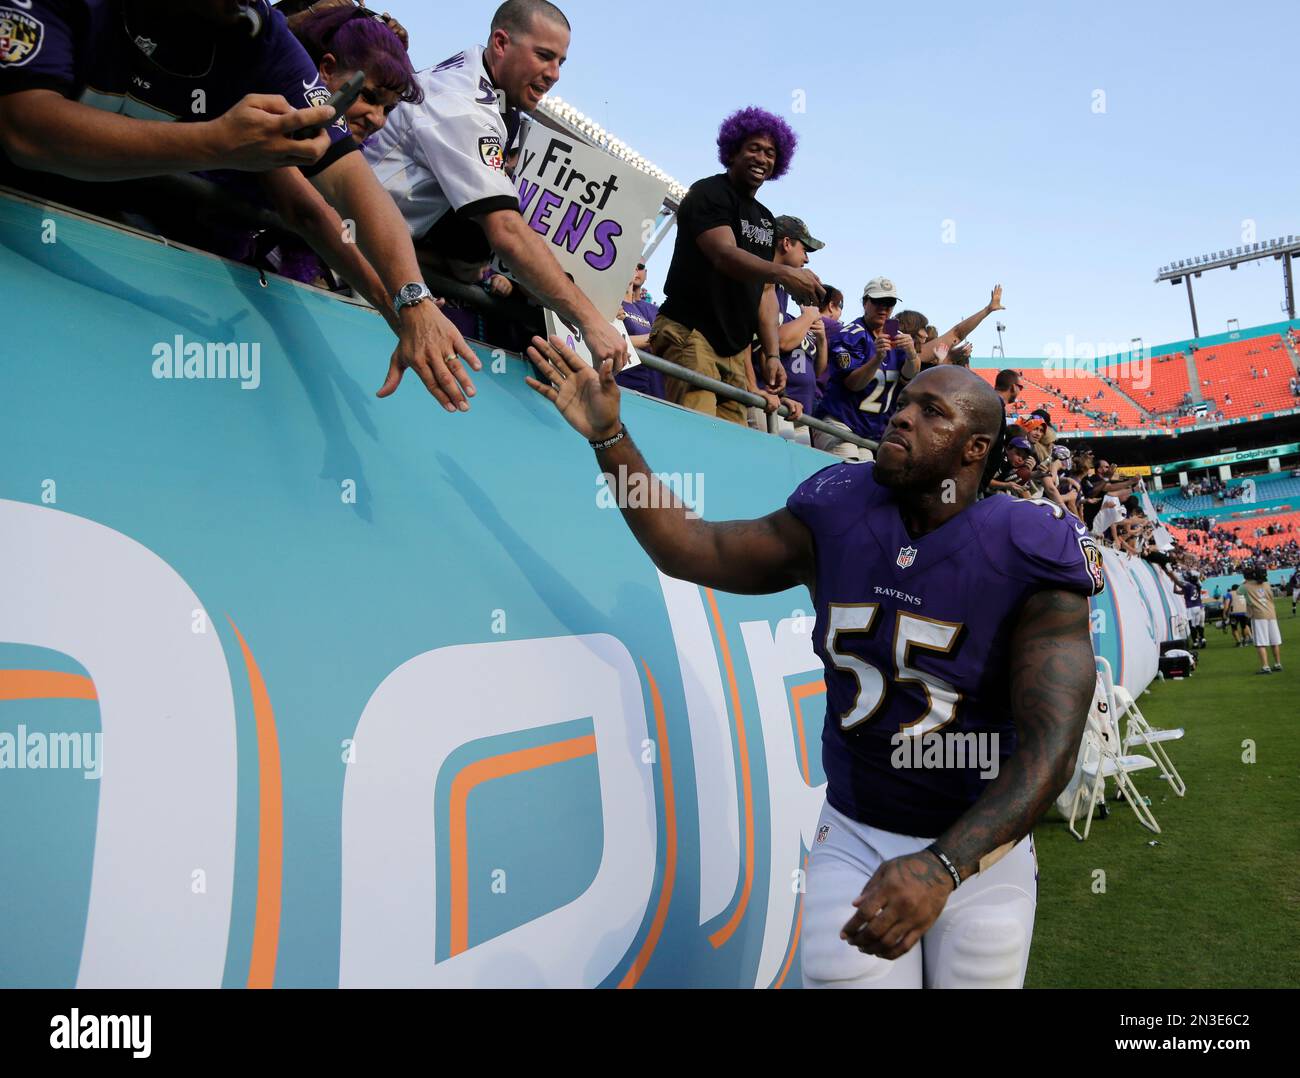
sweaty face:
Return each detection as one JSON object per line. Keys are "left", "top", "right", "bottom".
{"left": 873, "top": 371, "right": 978, "bottom": 490}
{"left": 493, "top": 16, "right": 569, "bottom": 110}
{"left": 729, "top": 135, "right": 777, "bottom": 189}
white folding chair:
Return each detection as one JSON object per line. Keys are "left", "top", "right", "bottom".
{"left": 1113, "top": 683, "right": 1186, "bottom": 797}
{"left": 1069, "top": 668, "right": 1162, "bottom": 840}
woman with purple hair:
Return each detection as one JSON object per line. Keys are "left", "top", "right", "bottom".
{"left": 290, "top": 4, "right": 423, "bottom": 143}
{"left": 649, "top": 107, "right": 824, "bottom": 426}
{"left": 252, "top": 4, "right": 423, "bottom": 292}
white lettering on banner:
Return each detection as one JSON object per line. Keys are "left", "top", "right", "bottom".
{"left": 740, "top": 618, "right": 826, "bottom": 988}
{"left": 0, "top": 501, "right": 237, "bottom": 988}
{"left": 655, "top": 571, "right": 739, "bottom": 926}
{"left": 338, "top": 634, "right": 655, "bottom": 987}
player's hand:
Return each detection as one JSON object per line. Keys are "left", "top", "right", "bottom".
{"left": 209, "top": 94, "right": 333, "bottom": 170}
{"left": 781, "top": 266, "right": 825, "bottom": 306}
{"left": 377, "top": 301, "right": 482, "bottom": 409}
{"left": 987, "top": 283, "right": 1005, "bottom": 313}
{"left": 840, "top": 851, "right": 955, "bottom": 961}
{"left": 780, "top": 395, "right": 804, "bottom": 420}
{"left": 488, "top": 274, "right": 514, "bottom": 298}
{"left": 525, "top": 334, "right": 622, "bottom": 441}
{"left": 582, "top": 319, "right": 630, "bottom": 375}
{"left": 763, "top": 354, "right": 788, "bottom": 395}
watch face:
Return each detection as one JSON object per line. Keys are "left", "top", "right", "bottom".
{"left": 399, "top": 284, "right": 425, "bottom": 304}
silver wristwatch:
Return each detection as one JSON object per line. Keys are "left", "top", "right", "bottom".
{"left": 393, "top": 282, "right": 433, "bottom": 314}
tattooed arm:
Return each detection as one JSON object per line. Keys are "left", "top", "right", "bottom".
{"left": 842, "top": 589, "right": 1094, "bottom": 960}
{"left": 936, "top": 588, "right": 1095, "bottom": 875}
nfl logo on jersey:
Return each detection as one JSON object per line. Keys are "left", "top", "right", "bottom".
{"left": 815, "top": 824, "right": 830, "bottom": 845}
{"left": 896, "top": 545, "right": 917, "bottom": 569}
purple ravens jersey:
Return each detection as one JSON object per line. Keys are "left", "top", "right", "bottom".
{"left": 813, "top": 317, "right": 909, "bottom": 441}
{"left": 0, "top": 1, "right": 354, "bottom": 180}
{"left": 1180, "top": 580, "right": 1203, "bottom": 608}
{"left": 787, "top": 462, "right": 1104, "bottom": 836}
{"left": 773, "top": 285, "right": 819, "bottom": 413}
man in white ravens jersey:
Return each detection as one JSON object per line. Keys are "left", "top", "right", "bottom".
{"left": 364, "top": 0, "right": 627, "bottom": 371}
{"left": 526, "top": 338, "right": 1100, "bottom": 988}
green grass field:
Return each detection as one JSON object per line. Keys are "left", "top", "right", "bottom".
{"left": 1028, "top": 607, "right": 1300, "bottom": 988}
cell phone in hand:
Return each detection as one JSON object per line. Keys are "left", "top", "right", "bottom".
{"left": 293, "top": 71, "right": 365, "bottom": 140}
{"left": 884, "top": 318, "right": 900, "bottom": 338}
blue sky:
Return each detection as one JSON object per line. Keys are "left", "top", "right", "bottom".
{"left": 399, "top": 0, "right": 1297, "bottom": 359}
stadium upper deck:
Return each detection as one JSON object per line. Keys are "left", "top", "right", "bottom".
{"left": 976, "top": 318, "right": 1300, "bottom": 437}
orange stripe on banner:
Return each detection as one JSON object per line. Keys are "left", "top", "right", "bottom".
{"left": 789, "top": 680, "right": 826, "bottom": 785}
{"left": 0, "top": 670, "right": 97, "bottom": 701}
{"left": 227, "top": 617, "right": 284, "bottom": 991}
{"left": 705, "top": 588, "right": 755, "bottom": 950}
{"left": 448, "top": 734, "right": 597, "bottom": 958}
{"left": 772, "top": 855, "right": 809, "bottom": 989}
{"left": 619, "top": 661, "right": 677, "bottom": 989}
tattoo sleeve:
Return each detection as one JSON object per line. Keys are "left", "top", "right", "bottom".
{"left": 936, "top": 588, "right": 1095, "bottom": 879}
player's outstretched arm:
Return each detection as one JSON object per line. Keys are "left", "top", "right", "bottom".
{"left": 525, "top": 335, "right": 814, "bottom": 595}
{"left": 842, "top": 588, "right": 1094, "bottom": 961}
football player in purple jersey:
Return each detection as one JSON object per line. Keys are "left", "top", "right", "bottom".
{"left": 526, "top": 334, "right": 1101, "bottom": 988}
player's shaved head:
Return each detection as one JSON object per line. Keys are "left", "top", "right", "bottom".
{"left": 954, "top": 371, "right": 1006, "bottom": 445}
{"left": 874, "top": 367, "right": 1004, "bottom": 506}
{"left": 491, "top": 0, "right": 571, "bottom": 34}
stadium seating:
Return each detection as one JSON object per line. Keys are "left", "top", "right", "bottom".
{"left": 1192, "top": 335, "right": 1298, "bottom": 418}
{"left": 975, "top": 370, "right": 1148, "bottom": 432}
{"left": 1106, "top": 351, "right": 1192, "bottom": 415}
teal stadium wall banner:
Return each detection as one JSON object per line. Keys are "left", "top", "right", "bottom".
{"left": 0, "top": 194, "right": 1173, "bottom": 988}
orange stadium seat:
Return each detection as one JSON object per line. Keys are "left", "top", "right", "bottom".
{"left": 1192, "top": 335, "right": 1298, "bottom": 419}
{"left": 1106, "top": 352, "right": 1192, "bottom": 415}
{"left": 972, "top": 369, "right": 1138, "bottom": 432}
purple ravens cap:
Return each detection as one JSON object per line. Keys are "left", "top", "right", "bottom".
{"left": 1008, "top": 436, "right": 1033, "bottom": 452}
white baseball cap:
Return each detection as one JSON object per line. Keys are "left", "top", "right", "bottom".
{"left": 863, "top": 276, "right": 900, "bottom": 301}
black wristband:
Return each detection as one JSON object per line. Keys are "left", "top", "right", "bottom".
{"left": 589, "top": 425, "right": 626, "bottom": 451}
{"left": 926, "top": 843, "right": 962, "bottom": 890}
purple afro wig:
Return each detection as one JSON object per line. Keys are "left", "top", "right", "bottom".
{"left": 717, "top": 107, "right": 798, "bottom": 181}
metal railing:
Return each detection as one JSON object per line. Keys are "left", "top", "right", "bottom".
{"left": 7, "top": 176, "right": 878, "bottom": 453}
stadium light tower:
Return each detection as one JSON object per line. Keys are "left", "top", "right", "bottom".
{"left": 994, "top": 321, "right": 1006, "bottom": 359}
{"left": 1156, "top": 236, "right": 1300, "bottom": 339}
{"left": 1227, "top": 318, "right": 1239, "bottom": 333}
